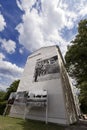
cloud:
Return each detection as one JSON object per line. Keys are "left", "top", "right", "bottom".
{"left": 0, "top": 13, "right": 6, "bottom": 31}
{"left": 79, "top": 4, "right": 87, "bottom": 17}
{"left": 0, "top": 60, "right": 23, "bottom": 76}
{"left": 65, "top": 11, "right": 77, "bottom": 29}
{"left": 0, "top": 51, "right": 23, "bottom": 90}
{"left": 16, "top": 0, "right": 36, "bottom": 11}
{"left": 16, "top": 0, "right": 66, "bottom": 52}
{"left": 0, "top": 38, "right": 16, "bottom": 54}
{"left": 19, "top": 47, "right": 24, "bottom": 54}
{"left": 0, "top": 83, "right": 8, "bottom": 91}
{"left": 0, "top": 53, "right": 5, "bottom": 60}
{"left": 0, "top": 59, "right": 24, "bottom": 90}
{"left": 16, "top": 0, "right": 87, "bottom": 54}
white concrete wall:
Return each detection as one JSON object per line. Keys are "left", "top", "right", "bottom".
{"left": 10, "top": 46, "right": 76, "bottom": 124}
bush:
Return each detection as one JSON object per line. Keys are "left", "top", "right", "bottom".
{"left": 0, "top": 101, "right": 7, "bottom": 115}
{"left": 79, "top": 82, "right": 87, "bottom": 114}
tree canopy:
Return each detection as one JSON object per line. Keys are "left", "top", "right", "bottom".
{"left": 65, "top": 19, "right": 87, "bottom": 113}
{"left": 0, "top": 80, "right": 20, "bottom": 115}
{"left": 0, "top": 91, "right": 6, "bottom": 102}
{"left": 4, "top": 80, "right": 20, "bottom": 100}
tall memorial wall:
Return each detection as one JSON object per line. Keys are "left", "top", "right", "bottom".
{"left": 9, "top": 45, "right": 78, "bottom": 125}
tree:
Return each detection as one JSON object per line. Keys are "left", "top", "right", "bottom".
{"left": 4, "top": 80, "right": 20, "bottom": 100}
{"left": 0, "top": 80, "right": 20, "bottom": 115}
{"left": 0, "top": 91, "right": 6, "bottom": 115}
{"left": 0, "top": 91, "right": 6, "bottom": 101}
{"left": 65, "top": 19, "right": 87, "bottom": 113}
{"left": 79, "top": 82, "right": 87, "bottom": 113}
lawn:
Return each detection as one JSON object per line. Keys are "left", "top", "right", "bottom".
{"left": 0, "top": 116, "right": 65, "bottom": 130}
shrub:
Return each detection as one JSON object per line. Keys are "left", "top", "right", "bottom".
{"left": 0, "top": 101, "right": 7, "bottom": 115}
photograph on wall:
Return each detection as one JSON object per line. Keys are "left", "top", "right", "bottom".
{"left": 14, "top": 91, "right": 28, "bottom": 104}
{"left": 33, "top": 55, "right": 60, "bottom": 82}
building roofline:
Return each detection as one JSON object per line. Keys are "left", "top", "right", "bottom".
{"left": 28, "top": 45, "right": 58, "bottom": 59}
{"left": 27, "top": 45, "right": 65, "bottom": 66}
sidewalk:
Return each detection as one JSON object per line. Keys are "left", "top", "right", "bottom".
{"left": 66, "top": 120, "right": 87, "bottom": 130}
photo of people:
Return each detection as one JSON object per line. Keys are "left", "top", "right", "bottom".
{"left": 34, "top": 56, "right": 60, "bottom": 82}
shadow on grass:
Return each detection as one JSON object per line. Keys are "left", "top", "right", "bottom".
{"left": 18, "top": 119, "right": 65, "bottom": 130}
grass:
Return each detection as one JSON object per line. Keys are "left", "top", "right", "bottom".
{"left": 0, "top": 116, "right": 65, "bottom": 130}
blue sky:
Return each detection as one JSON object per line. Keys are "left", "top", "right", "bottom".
{"left": 0, "top": 0, "right": 87, "bottom": 90}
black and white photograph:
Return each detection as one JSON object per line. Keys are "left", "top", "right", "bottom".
{"left": 34, "top": 56, "right": 60, "bottom": 82}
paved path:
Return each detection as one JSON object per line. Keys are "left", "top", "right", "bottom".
{"left": 66, "top": 125, "right": 87, "bottom": 130}
{"left": 66, "top": 120, "right": 87, "bottom": 130}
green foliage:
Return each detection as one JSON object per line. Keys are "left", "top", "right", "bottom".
{"left": 79, "top": 82, "right": 87, "bottom": 114}
{"left": 0, "top": 80, "right": 20, "bottom": 115}
{"left": 0, "top": 101, "right": 7, "bottom": 115}
{"left": 0, "top": 91, "right": 6, "bottom": 115}
{"left": 4, "top": 80, "right": 20, "bottom": 100}
{"left": 65, "top": 20, "right": 87, "bottom": 83}
{"left": 65, "top": 19, "right": 87, "bottom": 113}
{"left": 0, "top": 91, "right": 6, "bottom": 101}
